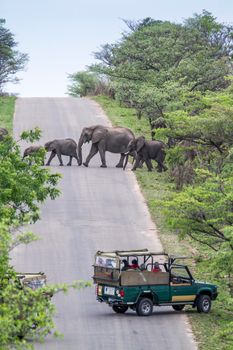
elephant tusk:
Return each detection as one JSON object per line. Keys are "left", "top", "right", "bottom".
{"left": 124, "top": 151, "right": 129, "bottom": 155}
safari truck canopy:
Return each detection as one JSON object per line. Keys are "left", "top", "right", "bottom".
{"left": 93, "top": 249, "right": 172, "bottom": 286}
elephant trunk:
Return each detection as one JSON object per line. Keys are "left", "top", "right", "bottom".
{"left": 123, "top": 152, "right": 129, "bottom": 170}
{"left": 123, "top": 150, "right": 137, "bottom": 170}
{"left": 78, "top": 137, "right": 84, "bottom": 165}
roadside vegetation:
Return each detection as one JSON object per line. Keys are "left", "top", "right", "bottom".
{"left": 93, "top": 95, "right": 233, "bottom": 350}
{"left": 69, "top": 11, "right": 233, "bottom": 350}
{"left": 0, "top": 20, "right": 91, "bottom": 349}
{"left": 0, "top": 103, "right": 91, "bottom": 349}
{"left": 0, "top": 96, "right": 16, "bottom": 132}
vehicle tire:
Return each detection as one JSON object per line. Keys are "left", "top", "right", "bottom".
{"left": 172, "top": 304, "right": 185, "bottom": 311}
{"left": 136, "top": 298, "right": 153, "bottom": 316}
{"left": 112, "top": 305, "right": 128, "bottom": 314}
{"left": 196, "top": 294, "right": 211, "bottom": 313}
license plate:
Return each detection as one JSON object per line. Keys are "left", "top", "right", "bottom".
{"left": 104, "top": 286, "right": 115, "bottom": 296}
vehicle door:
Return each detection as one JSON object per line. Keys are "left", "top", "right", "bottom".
{"left": 169, "top": 265, "right": 198, "bottom": 303}
{"left": 146, "top": 264, "right": 170, "bottom": 302}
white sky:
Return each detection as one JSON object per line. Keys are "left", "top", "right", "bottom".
{"left": 2, "top": 0, "right": 233, "bottom": 97}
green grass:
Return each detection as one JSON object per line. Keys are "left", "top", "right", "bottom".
{"left": 0, "top": 96, "right": 16, "bottom": 133}
{"left": 93, "top": 95, "right": 233, "bottom": 350}
{"left": 93, "top": 95, "right": 151, "bottom": 138}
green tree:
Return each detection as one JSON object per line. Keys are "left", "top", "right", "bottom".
{"left": 0, "top": 19, "right": 28, "bottom": 94}
{"left": 157, "top": 85, "right": 233, "bottom": 300}
{"left": 92, "top": 11, "right": 233, "bottom": 134}
{"left": 67, "top": 70, "right": 113, "bottom": 97}
{"left": 67, "top": 71, "right": 98, "bottom": 97}
{"left": 161, "top": 170, "right": 233, "bottom": 291}
{"left": 0, "top": 130, "right": 90, "bottom": 349}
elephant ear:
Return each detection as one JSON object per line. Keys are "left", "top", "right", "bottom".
{"left": 45, "top": 141, "right": 55, "bottom": 151}
{"left": 83, "top": 127, "right": 94, "bottom": 140}
{"left": 50, "top": 143, "right": 56, "bottom": 151}
{"left": 92, "top": 128, "right": 108, "bottom": 144}
{"left": 136, "top": 136, "right": 145, "bottom": 152}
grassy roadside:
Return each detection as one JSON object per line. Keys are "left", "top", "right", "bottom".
{"left": 93, "top": 95, "right": 232, "bottom": 350}
{"left": 0, "top": 96, "right": 16, "bottom": 132}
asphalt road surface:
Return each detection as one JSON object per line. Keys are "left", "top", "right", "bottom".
{"left": 13, "top": 97, "right": 197, "bottom": 350}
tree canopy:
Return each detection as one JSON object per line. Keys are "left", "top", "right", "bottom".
{"left": 91, "top": 11, "right": 233, "bottom": 131}
{"left": 0, "top": 130, "right": 91, "bottom": 348}
{"left": 0, "top": 19, "right": 28, "bottom": 94}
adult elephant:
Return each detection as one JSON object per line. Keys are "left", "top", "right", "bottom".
{"left": 78, "top": 125, "right": 135, "bottom": 168}
{"left": 45, "top": 138, "right": 79, "bottom": 166}
{"left": 123, "top": 136, "right": 167, "bottom": 172}
{"left": 0, "top": 127, "right": 8, "bottom": 141}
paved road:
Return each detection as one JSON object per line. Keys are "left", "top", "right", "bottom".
{"left": 13, "top": 98, "right": 197, "bottom": 350}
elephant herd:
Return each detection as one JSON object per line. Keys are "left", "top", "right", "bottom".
{"left": 1, "top": 124, "right": 167, "bottom": 172}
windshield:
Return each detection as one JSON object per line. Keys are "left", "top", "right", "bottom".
{"left": 171, "top": 266, "right": 191, "bottom": 279}
{"left": 95, "top": 255, "right": 117, "bottom": 268}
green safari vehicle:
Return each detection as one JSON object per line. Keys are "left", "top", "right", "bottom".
{"left": 93, "top": 249, "right": 218, "bottom": 316}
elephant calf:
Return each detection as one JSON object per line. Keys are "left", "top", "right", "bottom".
{"left": 124, "top": 136, "right": 167, "bottom": 172}
{"left": 44, "top": 138, "right": 79, "bottom": 166}
{"left": 23, "top": 145, "right": 45, "bottom": 165}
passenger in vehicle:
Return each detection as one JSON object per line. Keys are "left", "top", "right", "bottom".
{"left": 121, "top": 259, "right": 130, "bottom": 271}
{"left": 139, "top": 263, "right": 146, "bottom": 271}
{"left": 130, "top": 259, "right": 139, "bottom": 269}
{"left": 152, "top": 262, "right": 161, "bottom": 272}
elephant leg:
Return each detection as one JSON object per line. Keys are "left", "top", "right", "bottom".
{"left": 145, "top": 159, "right": 153, "bottom": 172}
{"left": 132, "top": 154, "right": 142, "bottom": 171}
{"left": 56, "top": 150, "right": 63, "bottom": 166}
{"left": 157, "top": 160, "right": 167, "bottom": 172}
{"left": 73, "top": 152, "right": 80, "bottom": 164}
{"left": 138, "top": 159, "right": 144, "bottom": 168}
{"left": 131, "top": 155, "right": 143, "bottom": 168}
{"left": 83, "top": 144, "right": 98, "bottom": 167}
{"left": 156, "top": 152, "right": 167, "bottom": 172}
{"left": 67, "top": 156, "right": 72, "bottom": 166}
{"left": 116, "top": 153, "right": 125, "bottom": 168}
{"left": 98, "top": 144, "right": 107, "bottom": 168}
{"left": 46, "top": 151, "right": 56, "bottom": 166}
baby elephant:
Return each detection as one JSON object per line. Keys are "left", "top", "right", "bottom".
{"left": 124, "top": 136, "right": 167, "bottom": 172}
{"left": 44, "top": 138, "right": 79, "bottom": 166}
{"left": 23, "top": 146, "right": 45, "bottom": 165}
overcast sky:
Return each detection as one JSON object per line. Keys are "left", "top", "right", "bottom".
{"left": 2, "top": 0, "right": 233, "bottom": 97}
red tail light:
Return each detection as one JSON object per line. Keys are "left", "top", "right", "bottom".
{"left": 96, "top": 285, "right": 102, "bottom": 295}
{"left": 120, "top": 289, "right": 125, "bottom": 297}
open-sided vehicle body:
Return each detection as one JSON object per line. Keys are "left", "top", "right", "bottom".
{"left": 16, "top": 271, "right": 53, "bottom": 298}
{"left": 17, "top": 272, "right": 47, "bottom": 290}
{"left": 93, "top": 249, "right": 218, "bottom": 316}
